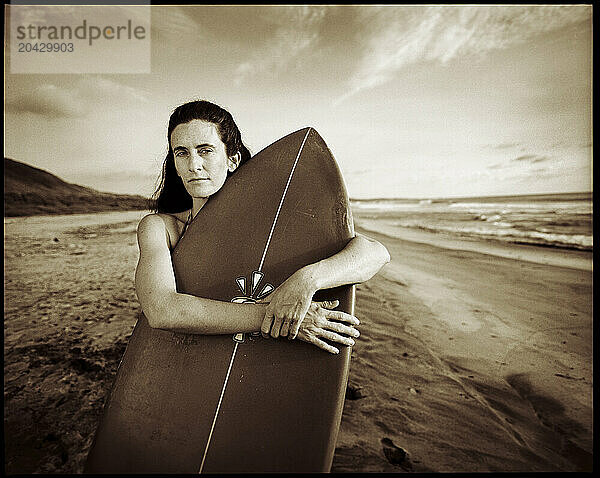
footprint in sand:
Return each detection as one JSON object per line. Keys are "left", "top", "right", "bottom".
{"left": 346, "top": 383, "right": 366, "bottom": 400}
{"left": 381, "top": 437, "right": 412, "bottom": 470}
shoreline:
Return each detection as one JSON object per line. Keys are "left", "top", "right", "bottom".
{"left": 355, "top": 217, "right": 592, "bottom": 271}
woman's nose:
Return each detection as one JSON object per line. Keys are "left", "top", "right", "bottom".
{"left": 188, "top": 150, "right": 204, "bottom": 171}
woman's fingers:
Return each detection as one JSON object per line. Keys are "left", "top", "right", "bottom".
{"left": 325, "top": 309, "right": 360, "bottom": 326}
{"left": 270, "top": 315, "right": 285, "bottom": 338}
{"left": 266, "top": 316, "right": 298, "bottom": 339}
{"left": 261, "top": 314, "right": 274, "bottom": 339}
{"left": 315, "top": 299, "right": 360, "bottom": 327}
{"left": 319, "top": 329, "right": 356, "bottom": 347}
{"left": 323, "top": 319, "right": 360, "bottom": 338}
{"left": 318, "top": 299, "right": 339, "bottom": 310}
{"left": 307, "top": 336, "right": 340, "bottom": 354}
{"left": 288, "top": 320, "right": 300, "bottom": 340}
{"left": 262, "top": 315, "right": 293, "bottom": 339}
{"left": 266, "top": 298, "right": 360, "bottom": 352}
{"left": 280, "top": 318, "right": 294, "bottom": 338}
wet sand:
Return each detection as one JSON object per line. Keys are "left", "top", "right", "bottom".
{"left": 3, "top": 210, "right": 593, "bottom": 473}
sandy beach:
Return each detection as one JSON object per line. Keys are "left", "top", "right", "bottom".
{"left": 3, "top": 210, "right": 593, "bottom": 473}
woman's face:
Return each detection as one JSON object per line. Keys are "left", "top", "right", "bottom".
{"left": 171, "top": 119, "right": 239, "bottom": 199}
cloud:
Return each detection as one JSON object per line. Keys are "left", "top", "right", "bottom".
{"left": 151, "top": 6, "right": 200, "bottom": 43}
{"left": 6, "top": 77, "right": 149, "bottom": 118}
{"left": 512, "top": 154, "right": 550, "bottom": 163}
{"left": 488, "top": 152, "right": 551, "bottom": 170}
{"left": 340, "top": 5, "right": 591, "bottom": 102}
{"left": 233, "top": 6, "right": 330, "bottom": 85}
{"left": 487, "top": 162, "right": 505, "bottom": 170}
{"left": 6, "top": 84, "right": 88, "bottom": 118}
{"left": 77, "top": 77, "right": 149, "bottom": 104}
{"left": 493, "top": 142, "right": 520, "bottom": 150}
{"left": 513, "top": 154, "right": 537, "bottom": 162}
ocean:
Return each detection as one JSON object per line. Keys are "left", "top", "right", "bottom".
{"left": 351, "top": 192, "right": 592, "bottom": 251}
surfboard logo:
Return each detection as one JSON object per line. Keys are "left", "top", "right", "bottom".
{"left": 231, "top": 271, "right": 274, "bottom": 343}
{"left": 231, "top": 270, "right": 274, "bottom": 304}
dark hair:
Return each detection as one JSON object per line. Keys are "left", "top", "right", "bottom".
{"left": 150, "top": 100, "right": 252, "bottom": 213}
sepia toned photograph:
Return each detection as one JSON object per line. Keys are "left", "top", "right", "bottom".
{"left": 4, "top": 3, "right": 592, "bottom": 474}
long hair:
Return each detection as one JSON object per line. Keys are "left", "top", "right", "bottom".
{"left": 150, "top": 100, "right": 252, "bottom": 213}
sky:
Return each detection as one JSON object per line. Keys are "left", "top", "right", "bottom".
{"left": 4, "top": 4, "right": 592, "bottom": 199}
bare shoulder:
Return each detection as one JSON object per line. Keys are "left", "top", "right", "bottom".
{"left": 137, "top": 213, "right": 168, "bottom": 247}
{"left": 137, "top": 213, "right": 166, "bottom": 235}
{"left": 137, "top": 211, "right": 189, "bottom": 250}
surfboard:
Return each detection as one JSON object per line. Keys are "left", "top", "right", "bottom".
{"left": 84, "top": 127, "right": 355, "bottom": 473}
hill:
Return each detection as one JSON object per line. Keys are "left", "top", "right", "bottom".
{"left": 4, "top": 158, "right": 150, "bottom": 217}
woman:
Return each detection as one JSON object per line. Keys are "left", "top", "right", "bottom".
{"left": 135, "top": 100, "right": 390, "bottom": 354}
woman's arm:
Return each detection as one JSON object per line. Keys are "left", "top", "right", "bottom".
{"left": 303, "top": 233, "right": 391, "bottom": 289}
{"left": 134, "top": 214, "right": 359, "bottom": 352}
{"left": 262, "top": 233, "right": 390, "bottom": 339}
{"left": 134, "top": 214, "right": 267, "bottom": 334}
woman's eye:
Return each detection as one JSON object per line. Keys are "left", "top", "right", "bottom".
{"left": 175, "top": 151, "right": 187, "bottom": 157}
{"left": 199, "top": 148, "right": 212, "bottom": 155}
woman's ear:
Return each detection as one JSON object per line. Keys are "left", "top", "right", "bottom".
{"left": 228, "top": 152, "right": 241, "bottom": 172}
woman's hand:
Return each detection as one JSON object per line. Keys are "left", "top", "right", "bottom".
{"left": 295, "top": 300, "right": 360, "bottom": 354}
{"left": 260, "top": 268, "right": 317, "bottom": 340}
